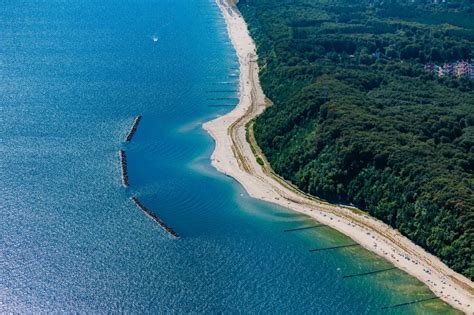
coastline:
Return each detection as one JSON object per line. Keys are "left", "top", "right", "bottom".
{"left": 203, "top": 0, "right": 474, "bottom": 313}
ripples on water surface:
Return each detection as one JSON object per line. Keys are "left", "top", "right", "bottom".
{"left": 0, "top": 0, "right": 459, "bottom": 313}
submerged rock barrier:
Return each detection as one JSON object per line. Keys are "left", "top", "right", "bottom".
{"left": 206, "top": 97, "right": 239, "bottom": 101}
{"left": 205, "top": 90, "right": 239, "bottom": 93}
{"left": 342, "top": 267, "right": 397, "bottom": 279}
{"left": 283, "top": 224, "right": 326, "bottom": 232}
{"left": 309, "top": 243, "right": 360, "bottom": 253}
{"left": 381, "top": 296, "right": 440, "bottom": 310}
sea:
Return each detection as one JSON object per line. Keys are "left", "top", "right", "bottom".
{"left": 0, "top": 0, "right": 459, "bottom": 313}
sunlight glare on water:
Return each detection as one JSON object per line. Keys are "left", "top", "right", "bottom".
{"left": 0, "top": 0, "right": 458, "bottom": 313}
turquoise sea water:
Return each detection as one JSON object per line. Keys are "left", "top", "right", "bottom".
{"left": 0, "top": 0, "right": 458, "bottom": 313}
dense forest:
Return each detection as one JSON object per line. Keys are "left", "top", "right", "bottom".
{"left": 237, "top": 0, "right": 474, "bottom": 279}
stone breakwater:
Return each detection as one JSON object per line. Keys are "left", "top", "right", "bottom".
{"left": 119, "top": 117, "right": 179, "bottom": 239}
{"left": 125, "top": 115, "right": 142, "bottom": 143}
{"left": 119, "top": 149, "right": 129, "bottom": 187}
{"left": 130, "top": 197, "right": 179, "bottom": 238}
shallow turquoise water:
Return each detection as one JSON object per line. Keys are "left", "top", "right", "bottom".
{"left": 0, "top": 0, "right": 457, "bottom": 313}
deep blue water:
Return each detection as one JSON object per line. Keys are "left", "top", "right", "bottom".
{"left": 0, "top": 0, "right": 457, "bottom": 313}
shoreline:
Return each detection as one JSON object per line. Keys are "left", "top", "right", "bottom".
{"left": 203, "top": 0, "right": 474, "bottom": 313}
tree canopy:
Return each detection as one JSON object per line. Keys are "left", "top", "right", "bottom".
{"left": 238, "top": 0, "right": 474, "bottom": 279}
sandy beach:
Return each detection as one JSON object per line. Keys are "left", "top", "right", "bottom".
{"left": 203, "top": 0, "right": 474, "bottom": 313}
